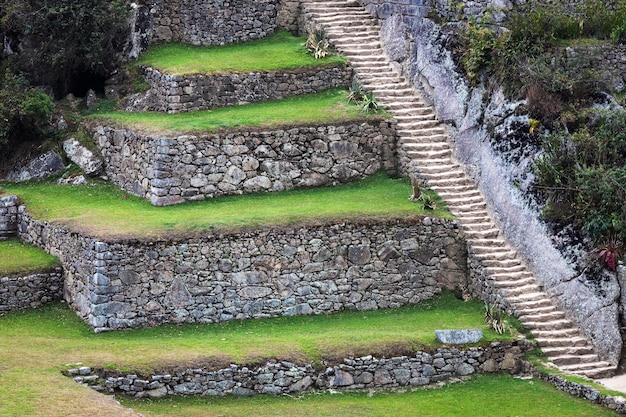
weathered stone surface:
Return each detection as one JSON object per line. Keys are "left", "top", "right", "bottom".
{"left": 435, "top": 329, "right": 483, "bottom": 345}
{"left": 365, "top": 0, "right": 625, "bottom": 367}
{"left": 0, "top": 268, "right": 63, "bottom": 312}
{"left": 94, "top": 122, "right": 396, "bottom": 206}
{"left": 98, "top": 342, "right": 531, "bottom": 398}
{"left": 147, "top": 0, "right": 279, "bottom": 46}
{"left": 63, "top": 138, "right": 103, "bottom": 175}
{"left": 18, "top": 209, "right": 465, "bottom": 331}
{"left": 6, "top": 151, "right": 65, "bottom": 182}
{"left": 127, "top": 65, "right": 352, "bottom": 113}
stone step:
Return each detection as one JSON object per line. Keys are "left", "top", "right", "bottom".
{"left": 518, "top": 310, "right": 566, "bottom": 322}
{"left": 474, "top": 249, "right": 518, "bottom": 261}
{"left": 440, "top": 193, "right": 484, "bottom": 205}
{"left": 490, "top": 273, "right": 536, "bottom": 284}
{"left": 506, "top": 289, "right": 549, "bottom": 301}
{"left": 498, "top": 281, "right": 540, "bottom": 296}
{"left": 510, "top": 298, "right": 554, "bottom": 310}
{"left": 397, "top": 119, "right": 441, "bottom": 129}
{"left": 536, "top": 336, "right": 589, "bottom": 348}
{"left": 480, "top": 257, "right": 523, "bottom": 269}
{"left": 558, "top": 362, "right": 616, "bottom": 378}
{"left": 426, "top": 176, "right": 473, "bottom": 187}
{"left": 532, "top": 328, "right": 581, "bottom": 339}
{"left": 405, "top": 149, "right": 452, "bottom": 159}
{"left": 512, "top": 304, "right": 557, "bottom": 315}
{"left": 462, "top": 222, "right": 498, "bottom": 233}
{"left": 550, "top": 354, "right": 601, "bottom": 366}
{"left": 521, "top": 318, "right": 574, "bottom": 331}
{"left": 402, "top": 142, "right": 450, "bottom": 152}
{"left": 467, "top": 238, "right": 508, "bottom": 248}
{"left": 448, "top": 201, "right": 489, "bottom": 212}
{"left": 543, "top": 346, "right": 596, "bottom": 357}
{"left": 463, "top": 228, "right": 500, "bottom": 240}
{"left": 492, "top": 277, "right": 539, "bottom": 289}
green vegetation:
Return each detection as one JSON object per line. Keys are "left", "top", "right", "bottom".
{"left": 0, "top": 173, "right": 451, "bottom": 239}
{"left": 0, "top": 0, "right": 130, "bottom": 97}
{"left": 0, "top": 69, "right": 54, "bottom": 155}
{"left": 0, "top": 292, "right": 525, "bottom": 416}
{"left": 85, "top": 89, "right": 386, "bottom": 134}
{"left": 120, "top": 374, "right": 617, "bottom": 417}
{"left": 450, "top": 0, "right": 626, "bottom": 107}
{"left": 0, "top": 238, "right": 60, "bottom": 276}
{"left": 135, "top": 31, "right": 346, "bottom": 76}
{"left": 534, "top": 107, "right": 626, "bottom": 271}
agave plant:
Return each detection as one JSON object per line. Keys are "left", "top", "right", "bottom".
{"left": 484, "top": 303, "right": 510, "bottom": 335}
{"left": 306, "top": 29, "right": 330, "bottom": 59}
{"left": 347, "top": 80, "right": 366, "bottom": 104}
{"left": 347, "top": 80, "right": 379, "bottom": 114}
{"left": 361, "top": 90, "right": 379, "bottom": 113}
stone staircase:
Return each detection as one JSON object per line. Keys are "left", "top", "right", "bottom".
{"left": 301, "top": 0, "right": 616, "bottom": 379}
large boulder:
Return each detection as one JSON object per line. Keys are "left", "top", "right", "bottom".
{"left": 63, "top": 138, "right": 103, "bottom": 176}
{"left": 5, "top": 151, "right": 65, "bottom": 181}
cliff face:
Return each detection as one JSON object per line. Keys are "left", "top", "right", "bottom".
{"left": 357, "top": 0, "right": 625, "bottom": 364}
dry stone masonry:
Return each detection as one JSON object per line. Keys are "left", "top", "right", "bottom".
{"left": 98, "top": 342, "right": 530, "bottom": 398}
{"left": 126, "top": 65, "right": 352, "bottom": 113}
{"left": 0, "top": 195, "right": 18, "bottom": 240}
{"left": 94, "top": 121, "right": 397, "bottom": 206}
{"left": 145, "top": 0, "right": 280, "bottom": 46}
{"left": 0, "top": 268, "right": 63, "bottom": 312}
{"left": 17, "top": 209, "right": 467, "bottom": 332}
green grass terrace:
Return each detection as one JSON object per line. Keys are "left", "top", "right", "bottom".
{"left": 84, "top": 88, "right": 388, "bottom": 135}
{"left": 133, "top": 30, "right": 347, "bottom": 76}
{"left": 0, "top": 292, "right": 617, "bottom": 416}
{"left": 0, "top": 238, "right": 60, "bottom": 277}
{"left": 0, "top": 173, "right": 451, "bottom": 241}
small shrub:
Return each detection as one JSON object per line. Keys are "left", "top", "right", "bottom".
{"left": 460, "top": 24, "right": 498, "bottom": 84}
{"left": 419, "top": 193, "right": 438, "bottom": 211}
{"left": 347, "top": 81, "right": 379, "bottom": 113}
{"left": 306, "top": 29, "right": 330, "bottom": 59}
{"left": 484, "top": 303, "right": 511, "bottom": 335}
{"left": 347, "top": 80, "right": 366, "bottom": 104}
{"left": 0, "top": 69, "right": 54, "bottom": 149}
{"left": 534, "top": 108, "right": 626, "bottom": 269}
{"left": 597, "top": 237, "right": 622, "bottom": 271}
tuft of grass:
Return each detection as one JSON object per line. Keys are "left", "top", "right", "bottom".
{"left": 0, "top": 238, "right": 60, "bottom": 277}
{"left": 84, "top": 88, "right": 389, "bottom": 134}
{"left": 0, "top": 172, "right": 452, "bottom": 240}
{"left": 118, "top": 373, "right": 618, "bottom": 417}
{"left": 134, "top": 30, "right": 347, "bottom": 75}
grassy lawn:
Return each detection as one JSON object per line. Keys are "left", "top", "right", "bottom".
{"left": 134, "top": 30, "right": 347, "bottom": 75}
{"left": 85, "top": 89, "right": 387, "bottom": 135}
{"left": 120, "top": 373, "right": 618, "bottom": 417}
{"left": 0, "top": 173, "right": 450, "bottom": 240}
{"left": 0, "top": 292, "right": 528, "bottom": 416}
{"left": 0, "top": 238, "right": 60, "bottom": 276}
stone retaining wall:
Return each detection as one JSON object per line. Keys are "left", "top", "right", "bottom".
{"left": 145, "top": 0, "right": 280, "bottom": 46}
{"left": 126, "top": 65, "right": 352, "bottom": 113}
{"left": 94, "top": 121, "right": 397, "bottom": 206}
{"left": 0, "top": 195, "right": 18, "bottom": 240}
{"left": 95, "top": 342, "right": 530, "bottom": 397}
{"left": 537, "top": 372, "right": 626, "bottom": 414}
{"left": 18, "top": 209, "right": 468, "bottom": 332}
{"left": 0, "top": 268, "right": 64, "bottom": 312}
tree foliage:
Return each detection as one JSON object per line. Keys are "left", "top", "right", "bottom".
{"left": 0, "top": 0, "right": 130, "bottom": 97}
{"left": 0, "top": 69, "right": 54, "bottom": 149}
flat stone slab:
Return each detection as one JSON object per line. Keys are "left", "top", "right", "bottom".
{"left": 435, "top": 329, "right": 483, "bottom": 344}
